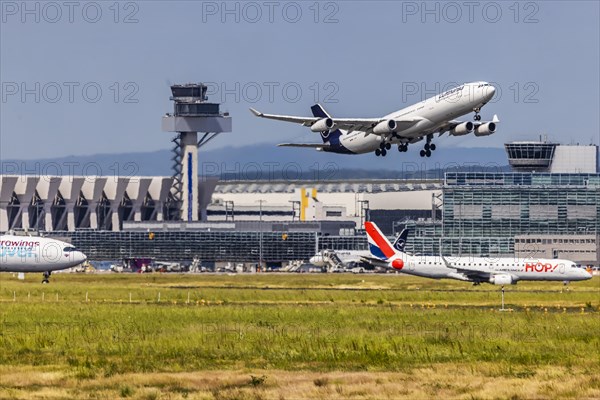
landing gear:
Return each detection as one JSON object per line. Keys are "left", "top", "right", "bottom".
{"left": 398, "top": 143, "right": 408, "bottom": 152}
{"left": 420, "top": 134, "right": 435, "bottom": 157}
{"left": 42, "top": 271, "right": 51, "bottom": 284}
{"left": 375, "top": 141, "right": 390, "bottom": 156}
{"left": 473, "top": 108, "right": 482, "bottom": 121}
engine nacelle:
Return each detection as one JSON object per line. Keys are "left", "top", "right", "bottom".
{"left": 489, "top": 274, "right": 514, "bottom": 285}
{"left": 310, "top": 118, "right": 335, "bottom": 132}
{"left": 391, "top": 258, "right": 404, "bottom": 270}
{"left": 474, "top": 122, "right": 497, "bottom": 136}
{"left": 372, "top": 119, "right": 397, "bottom": 134}
{"left": 449, "top": 121, "right": 474, "bottom": 136}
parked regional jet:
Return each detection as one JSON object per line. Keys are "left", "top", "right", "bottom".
{"left": 250, "top": 81, "right": 498, "bottom": 157}
{"left": 0, "top": 235, "right": 87, "bottom": 283}
{"left": 310, "top": 229, "right": 409, "bottom": 270}
{"left": 365, "top": 222, "right": 592, "bottom": 285}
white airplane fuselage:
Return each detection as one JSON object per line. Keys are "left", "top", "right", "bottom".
{"left": 0, "top": 235, "right": 87, "bottom": 273}
{"left": 389, "top": 254, "right": 593, "bottom": 284}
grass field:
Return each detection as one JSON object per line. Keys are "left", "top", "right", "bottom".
{"left": 0, "top": 272, "right": 599, "bottom": 399}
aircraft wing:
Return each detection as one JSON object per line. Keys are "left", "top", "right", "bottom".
{"left": 250, "top": 107, "right": 422, "bottom": 135}
{"left": 277, "top": 143, "right": 331, "bottom": 149}
{"left": 440, "top": 255, "right": 491, "bottom": 281}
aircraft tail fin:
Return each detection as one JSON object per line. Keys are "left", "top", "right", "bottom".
{"left": 311, "top": 104, "right": 342, "bottom": 144}
{"left": 392, "top": 228, "right": 409, "bottom": 252}
{"left": 365, "top": 221, "right": 398, "bottom": 260}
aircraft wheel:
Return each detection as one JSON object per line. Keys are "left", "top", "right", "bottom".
{"left": 420, "top": 149, "right": 426, "bottom": 157}
{"left": 426, "top": 149, "right": 432, "bottom": 157}
{"left": 430, "top": 143, "right": 436, "bottom": 151}
{"left": 375, "top": 149, "right": 381, "bottom": 157}
{"left": 403, "top": 145, "right": 409, "bottom": 152}
{"left": 381, "top": 148, "right": 387, "bottom": 157}
{"left": 424, "top": 143, "right": 430, "bottom": 151}
{"left": 42, "top": 279, "right": 49, "bottom": 284}
{"left": 385, "top": 142, "right": 391, "bottom": 150}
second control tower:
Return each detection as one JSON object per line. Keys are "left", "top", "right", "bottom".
{"left": 162, "top": 84, "right": 232, "bottom": 221}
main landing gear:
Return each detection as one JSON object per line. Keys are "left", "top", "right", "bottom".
{"left": 398, "top": 143, "right": 408, "bottom": 152}
{"left": 473, "top": 107, "right": 482, "bottom": 121}
{"left": 419, "top": 135, "right": 436, "bottom": 157}
{"left": 375, "top": 141, "right": 392, "bottom": 157}
{"left": 42, "top": 271, "right": 51, "bottom": 284}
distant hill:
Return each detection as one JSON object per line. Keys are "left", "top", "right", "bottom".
{"left": 1, "top": 144, "right": 509, "bottom": 179}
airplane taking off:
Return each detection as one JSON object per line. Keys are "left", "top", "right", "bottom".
{"left": 250, "top": 81, "right": 499, "bottom": 157}
{"left": 0, "top": 235, "right": 87, "bottom": 283}
{"left": 365, "top": 222, "right": 592, "bottom": 285}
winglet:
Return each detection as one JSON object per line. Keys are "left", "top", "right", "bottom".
{"left": 249, "top": 108, "right": 263, "bottom": 117}
{"left": 492, "top": 114, "right": 500, "bottom": 123}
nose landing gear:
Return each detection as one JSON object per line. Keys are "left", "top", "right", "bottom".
{"left": 473, "top": 107, "right": 482, "bottom": 121}
{"left": 42, "top": 271, "right": 51, "bottom": 284}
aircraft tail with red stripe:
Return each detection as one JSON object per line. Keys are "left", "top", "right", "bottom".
{"left": 365, "top": 221, "right": 400, "bottom": 260}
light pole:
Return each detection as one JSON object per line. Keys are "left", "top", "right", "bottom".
{"left": 257, "top": 200, "right": 265, "bottom": 271}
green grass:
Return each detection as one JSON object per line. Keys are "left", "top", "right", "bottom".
{"left": 0, "top": 273, "right": 598, "bottom": 398}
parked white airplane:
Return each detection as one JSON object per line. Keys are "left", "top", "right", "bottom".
{"left": 310, "top": 229, "right": 408, "bottom": 270}
{"left": 0, "top": 235, "right": 87, "bottom": 283}
{"left": 365, "top": 222, "right": 592, "bottom": 285}
{"left": 250, "top": 81, "right": 498, "bottom": 157}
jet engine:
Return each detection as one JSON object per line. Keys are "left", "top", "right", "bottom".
{"left": 449, "top": 121, "right": 474, "bottom": 136}
{"left": 489, "top": 274, "right": 514, "bottom": 285}
{"left": 391, "top": 258, "right": 404, "bottom": 270}
{"left": 372, "top": 119, "right": 397, "bottom": 134}
{"left": 310, "top": 118, "right": 336, "bottom": 132}
{"left": 474, "top": 122, "right": 497, "bottom": 136}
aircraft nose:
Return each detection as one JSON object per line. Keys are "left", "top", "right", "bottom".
{"left": 485, "top": 85, "right": 496, "bottom": 100}
{"left": 77, "top": 251, "right": 88, "bottom": 264}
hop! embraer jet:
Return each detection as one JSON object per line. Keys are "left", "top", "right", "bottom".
{"left": 250, "top": 81, "right": 499, "bottom": 157}
{"left": 0, "top": 235, "right": 87, "bottom": 283}
{"left": 365, "top": 222, "right": 592, "bottom": 285}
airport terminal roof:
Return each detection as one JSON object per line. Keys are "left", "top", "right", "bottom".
{"left": 212, "top": 179, "right": 444, "bottom": 194}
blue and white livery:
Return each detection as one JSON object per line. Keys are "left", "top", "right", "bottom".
{"left": 250, "top": 81, "right": 499, "bottom": 157}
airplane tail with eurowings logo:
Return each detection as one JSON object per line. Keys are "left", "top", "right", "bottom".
{"left": 310, "top": 104, "right": 343, "bottom": 145}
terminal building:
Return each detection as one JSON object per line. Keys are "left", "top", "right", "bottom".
{"left": 1, "top": 127, "right": 598, "bottom": 267}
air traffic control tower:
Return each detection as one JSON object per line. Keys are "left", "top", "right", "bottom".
{"left": 162, "top": 84, "right": 232, "bottom": 221}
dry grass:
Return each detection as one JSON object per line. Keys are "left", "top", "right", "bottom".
{"left": 1, "top": 364, "right": 599, "bottom": 399}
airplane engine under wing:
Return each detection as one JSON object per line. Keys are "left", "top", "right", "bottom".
{"left": 373, "top": 119, "right": 397, "bottom": 134}
{"left": 474, "top": 122, "right": 497, "bottom": 136}
{"left": 489, "top": 274, "right": 514, "bottom": 285}
{"left": 449, "top": 121, "right": 474, "bottom": 136}
{"left": 310, "top": 118, "right": 336, "bottom": 132}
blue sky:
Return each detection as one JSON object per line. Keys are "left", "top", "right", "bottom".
{"left": 1, "top": 1, "right": 599, "bottom": 159}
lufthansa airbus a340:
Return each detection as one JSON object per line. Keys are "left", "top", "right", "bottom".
{"left": 250, "top": 81, "right": 499, "bottom": 157}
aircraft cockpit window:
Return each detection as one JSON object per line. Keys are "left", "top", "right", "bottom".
{"left": 63, "top": 246, "right": 78, "bottom": 252}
